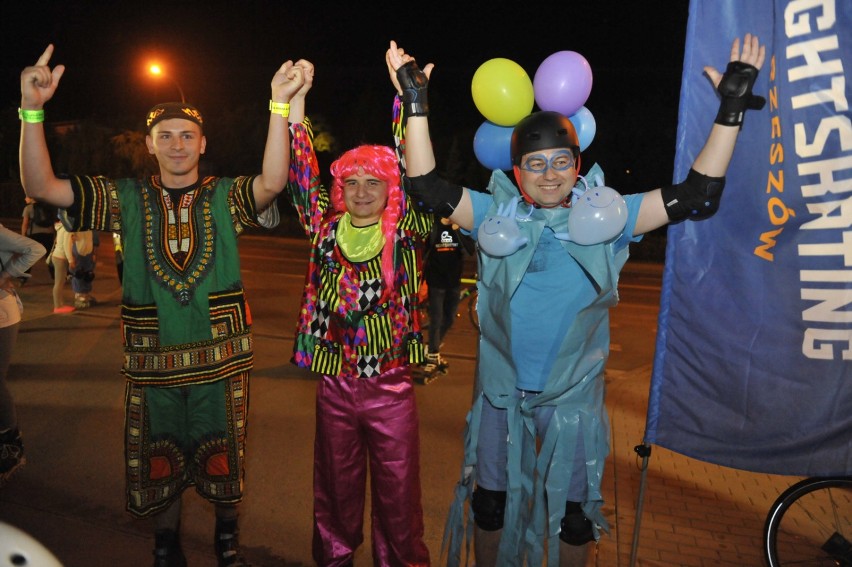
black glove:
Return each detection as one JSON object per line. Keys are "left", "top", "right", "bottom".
{"left": 396, "top": 61, "right": 429, "bottom": 117}
{"left": 714, "top": 61, "right": 765, "bottom": 127}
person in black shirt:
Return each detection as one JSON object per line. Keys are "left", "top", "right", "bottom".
{"left": 421, "top": 215, "right": 474, "bottom": 379}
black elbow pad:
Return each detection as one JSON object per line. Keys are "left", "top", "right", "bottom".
{"left": 661, "top": 169, "right": 726, "bottom": 222}
{"left": 404, "top": 169, "right": 463, "bottom": 217}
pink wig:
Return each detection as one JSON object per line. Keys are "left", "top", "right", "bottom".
{"left": 329, "top": 145, "right": 403, "bottom": 294}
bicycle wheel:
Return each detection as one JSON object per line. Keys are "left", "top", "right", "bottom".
{"left": 764, "top": 476, "right": 852, "bottom": 567}
{"left": 467, "top": 289, "right": 479, "bottom": 330}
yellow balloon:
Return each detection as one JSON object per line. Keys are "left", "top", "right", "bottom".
{"left": 471, "top": 58, "right": 535, "bottom": 126}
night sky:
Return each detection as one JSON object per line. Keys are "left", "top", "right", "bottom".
{"left": 1, "top": 0, "right": 692, "bottom": 191}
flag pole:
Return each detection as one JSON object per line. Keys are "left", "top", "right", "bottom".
{"left": 629, "top": 443, "right": 652, "bottom": 567}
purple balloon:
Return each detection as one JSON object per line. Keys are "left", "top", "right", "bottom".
{"left": 533, "top": 51, "right": 593, "bottom": 117}
{"left": 473, "top": 120, "right": 514, "bottom": 171}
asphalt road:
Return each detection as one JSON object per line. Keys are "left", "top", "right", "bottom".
{"left": 0, "top": 231, "right": 663, "bottom": 566}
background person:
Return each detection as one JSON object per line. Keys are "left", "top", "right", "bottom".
{"left": 20, "top": 197, "right": 56, "bottom": 280}
{"left": 0, "top": 222, "right": 46, "bottom": 486}
{"left": 68, "top": 230, "right": 97, "bottom": 309}
{"left": 420, "top": 215, "right": 474, "bottom": 381}
{"left": 48, "top": 223, "right": 75, "bottom": 314}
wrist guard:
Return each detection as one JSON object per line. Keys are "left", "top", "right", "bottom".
{"left": 396, "top": 61, "right": 429, "bottom": 117}
{"left": 661, "top": 168, "right": 726, "bottom": 222}
{"left": 404, "top": 169, "right": 463, "bottom": 216}
{"left": 715, "top": 61, "right": 765, "bottom": 127}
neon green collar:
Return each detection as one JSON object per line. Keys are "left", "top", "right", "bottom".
{"left": 337, "top": 213, "right": 384, "bottom": 262}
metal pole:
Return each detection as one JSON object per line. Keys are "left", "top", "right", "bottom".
{"left": 629, "top": 443, "right": 652, "bottom": 567}
{"left": 171, "top": 78, "right": 186, "bottom": 103}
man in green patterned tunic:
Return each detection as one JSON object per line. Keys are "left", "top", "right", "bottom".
{"left": 18, "top": 44, "right": 306, "bottom": 567}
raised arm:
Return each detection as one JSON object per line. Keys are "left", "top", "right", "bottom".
{"left": 634, "top": 33, "right": 766, "bottom": 235}
{"left": 386, "top": 41, "right": 474, "bottom": 231}
{"left": 286, "top": 59, "right": 314, "bottom": 125}
{"left": 387, "top": 42, "right": 435, "bottom": 177}
{"left": 19, "top": 45, "right": 73, "bottom": 208}
{"left": 252, "top": 59, "right": 306, "bottom": 210}
{"left": 283, "top": 60, "right": 324, "bottom": 237}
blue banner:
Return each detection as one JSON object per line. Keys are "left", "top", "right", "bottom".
{"left": 645, "top": 0, "right": 851, "bottom": 476}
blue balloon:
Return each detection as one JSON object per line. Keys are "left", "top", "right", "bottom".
{"left": 473, "top": 120, "right": 514, "bottom": 171}
{"left": 477, "top": 199, "right": 529, "bottom": 256}
{"left": 569, "top": 106, "right": 596, "bottom": 151}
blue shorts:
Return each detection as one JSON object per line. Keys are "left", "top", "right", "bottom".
{"left": 476, "top": 390, "right": 588, "bottom": 501}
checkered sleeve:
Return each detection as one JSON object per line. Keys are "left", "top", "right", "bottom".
{"left": 287, "top": 118, "right": 328, "bottom": 237}
{"left": 392, "top": 95, "right": 406, "bottom": 173}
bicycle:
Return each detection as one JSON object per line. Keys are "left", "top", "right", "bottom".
{"left": 459, "top": 275, "right": 479, "bottom": 331}
{"left": 763, "top": 475, "right": 852, "bottom": 566}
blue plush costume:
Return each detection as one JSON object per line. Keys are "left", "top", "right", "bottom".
{"left": 443, "top": 166, "right": 644, "bottom": 566}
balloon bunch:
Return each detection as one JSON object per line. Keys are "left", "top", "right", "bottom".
{"left": 471, "top": 51, "right": 596, "bottom": 171}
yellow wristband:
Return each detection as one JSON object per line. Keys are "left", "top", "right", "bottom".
{"left": 269, "top": 101, "right": 290, "bottom": 117}
{"left": 18, "top": 108, "right": 45, "bottom": 123}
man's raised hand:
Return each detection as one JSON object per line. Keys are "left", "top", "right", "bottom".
{"left": 21, "top": 44, "right": 66, "bottom": 109}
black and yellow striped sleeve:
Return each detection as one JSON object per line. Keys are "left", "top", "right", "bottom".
{"left": 228, "top": 175, "right": 262, "bottom": 230}
{"left": 65, "top": 175, "right": 120, "bottom": 232}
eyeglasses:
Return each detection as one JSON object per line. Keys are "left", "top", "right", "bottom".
{"left": 519, "top": 150, "right": 576, "bottom": 174}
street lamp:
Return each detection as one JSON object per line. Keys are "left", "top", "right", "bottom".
{"left": 148, "top": 63, "right": 186, "bottom": 103}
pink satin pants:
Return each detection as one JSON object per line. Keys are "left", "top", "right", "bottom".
{"left": 312, "top": 366, "right": 430, "bottom": 566}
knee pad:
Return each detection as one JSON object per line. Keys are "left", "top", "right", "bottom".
{"left": 560, "top": 501, "right": 594, "bottom": 546}
{"left": 471, "top": 486, "right": 506, "bottom": 532}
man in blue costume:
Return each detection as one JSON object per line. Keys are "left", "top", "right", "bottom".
{"left": 387, "top": 34, "right": 765, "bottom": 566}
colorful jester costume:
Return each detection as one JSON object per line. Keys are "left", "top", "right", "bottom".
{"left": 286, "top": 101, "right": 433, "bottom": 566}
{"left": 287, "top": 119, "right": 431, "bottom": 377}
{"left": 63, "top": 173, "right": 264, "bottom": 517}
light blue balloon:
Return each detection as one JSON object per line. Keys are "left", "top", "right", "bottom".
{"left": 477, "top": 199, "right": 529, "bottom": 256}
{"left": 473, "top": 120, "right": 514, "bottom": 171}
{"left": 569, "top": 106, "right": 596, "bottom": 151}
{"left": 567, "top": 185, "right": 628, "bottom": 245}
